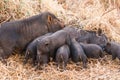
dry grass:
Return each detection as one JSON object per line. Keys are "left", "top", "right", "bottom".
{"left": 0, "top": 0, "right": 120, "bottom": 80}
{"left": 0, "top": 54, "right": 120, "bottom": 80}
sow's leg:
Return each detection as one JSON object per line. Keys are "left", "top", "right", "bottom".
{"left": 0, "top": 48, "right": 6, "bottom": 64}
{"left": 0, "top": 47, "right": 13, "bottom": 65}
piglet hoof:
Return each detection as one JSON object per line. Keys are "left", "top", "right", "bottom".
{"left": 83, "top": 66, "right": 87, "bottom": 69}
{"left": 57, "top": 66, "right": 60, "bottom": 71}
{"left": 2, "top": 60, "right": 7, "bottom": 66}
{"left": 42, "top": 64, "right": 47, "bottom": 70}
{"left": 23, "top": 61, "right": 27, "bottom": 66}
{"left": 76, "top": 63, "right": 80, "bottom": 66}
{"left": 60, "top": 69, "right": 65, "bottom": 72}
{"left": 32, "top": 63, "right": 37, "bottom": 68}
{"left": 63, "top": 68, "right": 66, "bottom": 71}
{"left": 35, "top": 66, "right": 42, "bottom": 71}
{"left": 34, "top": 66, "right": 39, "bottom": 71}
{"left": 83, "top": 64, "right": 87, "bottom": 69}
{"left": 34, "top": 66, "right": 38, "bottom": 71}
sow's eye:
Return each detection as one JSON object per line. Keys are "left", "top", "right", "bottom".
{"left": 53, "top": 19, "right": 58, "bottom": 24}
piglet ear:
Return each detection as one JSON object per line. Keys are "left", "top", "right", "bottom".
{"left": 45, "top": 41, "right": 49, "bottom": 46}
{"left": 47, "top": 15, "right": 53, "bottom": 23}
{"left": 97, "top": 28, "right": 102, "bottom": 36}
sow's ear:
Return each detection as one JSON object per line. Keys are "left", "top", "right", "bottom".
{"left": 47, "top": 15, "right": 53, "bottom": 24}
{"left": 97, "top": 28, "right": 102, "bottom": 36}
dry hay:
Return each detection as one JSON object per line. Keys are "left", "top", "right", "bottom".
{"left": 0, "top": 54, "right": 120, "bottom": 80}
{"left": 0, "top": 0, "right": 120, "bottom": 80}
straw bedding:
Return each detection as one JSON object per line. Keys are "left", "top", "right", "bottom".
{"left": 0, "top": 0, "right": 120, "bottom": 80}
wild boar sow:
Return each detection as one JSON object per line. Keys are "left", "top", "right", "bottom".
{"left": 0, "top": 11, "right": 64, "bottom": 61}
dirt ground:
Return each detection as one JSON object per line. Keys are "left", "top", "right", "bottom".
{"left": 0, "top": 0, "right": 120, "bottom": 80}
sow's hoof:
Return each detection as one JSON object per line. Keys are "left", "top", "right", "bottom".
{"left": 0, "top": 57, "right": 7, "bottom": 66}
